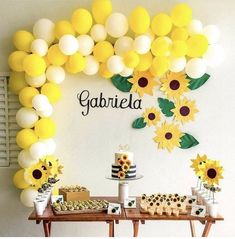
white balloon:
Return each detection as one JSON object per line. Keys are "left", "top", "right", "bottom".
{"left": 29, "top": 142, "right": 47, "bottom": 160}
{"left": 120, "top": 66, "right": 134, "bottom": 77}
{"left": 39, "top": 138, "right": 56, "bottom": 155}
{"left": 18, "top": 149, "right": 38, "bottom": 168}
{"left": 185, "top": 58, "right": 207, "bottom": 79}
{"left": 105, "top": 13, "right": 128, "bottom": 38}
{"left": 20, "top": 188, "right": 38, "bottom": 207}
{"left": 59, "top": 34, "right": 79, "bottom": 55}
{"left": 32, "top": 94, "right": 50, "bottom": 111}
{"left": 136, "top": 29, "right": 155, "bottom": 42}
{"left": 36, "top": 104, "right": 53, "bottom": 118}
{"left": 46, "top": 66, "right": 65, "bottom": 84}
{"left": 16, "top": 107, "right": 39, "bottom": 128}
{"left": 90, "top": 24, "right": 107, "bottom": 42}
{"left": 25, "top": 73, "right": 46, "bottom": 88}
{"left": 77, "top": 35, "right": 94, "bottom": 56}
{"left": 187, "top": 19, "right": 203, "bottom": 36}
{"left": 107, "top": 55, "right": 124, "bottom": 74}
{"left": 83, "top": 56, "right": 99, "bottom": 75}
{"left": 203, "top": 44, "right": 225, "bottom": 67}
{"left": 133, "top": 35, "right": 151, "bottom": 54}
{"left": 31, "top": 39, "right": 48, "bottom": 56}
{"left": 203, "top": 25, "right": 220, "bottom": 44}
{"left": 169, "top": 57, "right": 186, "bottom": 72}
{"left": 33, "top": 18, "right": 55, "bottom": 44}
{"left": 114, "top": 36, "right": 133, "bottom": 56}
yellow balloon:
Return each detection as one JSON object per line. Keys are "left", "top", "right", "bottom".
{"left": 135, "top": 52, "right": 153, "bottom": 71}
{"left": 151, "top": 37, "right": 171, "bottom": 57}
{"left": 151, "top": 13, "right": 172, "bottom": 36}
{"left": 171, "top": 3, "right": 192, "bottom": 27}
{"left": 8, "top": 72, "right": 27, "bottom": 94}
{"left": 99, "top": 63, "right": 113, "bottom": 79}
{"left": 187, "top": 34, "right": 208, "bottom": 57}
{"left": 66, "top": 53, "right": 86, "bottom": 73}
{"left": 23, "top": 54, "right": 47, "bottom": 77}
{"left": 55, "top": 20, "right": 76, "bottom": 39}
{"left": 123, "top": 50, "right": 140, "bottom": 68}
{"left": 129, "top": 6, "right": 150, "bottom": 34}
{"left": 19, "top": 87, "right": 39, "bottom": 107}
{"left": 34, "top": 118, "right": 56, "bottom": 139}
{"left": 151, "top": 56, "right": 170, "bottom": 77}
{"left": 171, "top": 27, "right": 188, "bottom": 41}
{"left": 71, "top": 8, "right": 93, "bottom": 34}
{"left": 16, "top": 128, "right": 38, "bottom": 149}
{"left": 47, "top": 44, "right": 68, "bottom": 66}
{"left": 8, "top": 51, "right": 28, "bottom": 72}
{"left": 41, "top": 83, "right": 61, "bottom": 103}
{"left": 92, "top": 0, "right": 112, "bottom": 24}
{"left": 171, "top": 40, "right": 188, "bottom": 57}
{"left": 13, "top": 169, "right": 30, "bottom": 189}
{"left": 13, "top": 30, "right": 34, "bottom": 52}
{"left": 93, "top": 41, "right": 114, "bottom": 63}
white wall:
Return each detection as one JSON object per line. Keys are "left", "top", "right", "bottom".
{"left": 0, "top": 0, "right": 235, "bottom": 236}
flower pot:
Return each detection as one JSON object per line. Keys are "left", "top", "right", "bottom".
{"left": 208, "top": 202, "right": 219, "bottom": 218}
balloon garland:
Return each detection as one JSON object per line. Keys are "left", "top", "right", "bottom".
{"left": 8, "top": 0, "right": 224, "bottom": 206}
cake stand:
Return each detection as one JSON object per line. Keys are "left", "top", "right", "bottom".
{"left": 105, "top": 174, "right": 143, "bottom": 203}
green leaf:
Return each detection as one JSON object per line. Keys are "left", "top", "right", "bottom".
{"left": 132, "top": 117, "right": 146, "bottom": 129}
{"left": 158, "top": 98, "right": 175, "bottom": 117}
{"left": 180, "top": 133, "right": 199, "bottom": 149}
{"left": 111, "top": 74, "right": 133, "bottom": 92}
{"left": 187, "top": 73, "right": 210, "bottom": 90}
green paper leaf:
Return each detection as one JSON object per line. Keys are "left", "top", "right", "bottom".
{"left": 132, "top": 117, "right": 146, "bottom": 129}
{"left": 187, "top": 73, "right": 210, "bottom": 90}
{"left": 180, "top": 133, "right": 199, "bottom": 149}
{"left": 111, "top": 74, "right": 133, "bottom": 92}
{"left": 158, "top": 98, "right": 175, "bottom": 117}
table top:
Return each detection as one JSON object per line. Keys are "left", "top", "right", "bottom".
{"left": 28, "top": 196, "right": 224, "bottom": 222}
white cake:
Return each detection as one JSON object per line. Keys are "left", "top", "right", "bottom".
{"left": 111, "top": 151, "right": 136, "bottom": 179}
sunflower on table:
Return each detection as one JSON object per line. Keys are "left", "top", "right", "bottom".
{"left": 191, "top": 154, "right": 208, "bottom": 177}
{"left": 128, "top": 71, "right": 158, "bottom": 97}
{"left": 143, "top": 107, "right": 161, "bottom": 126}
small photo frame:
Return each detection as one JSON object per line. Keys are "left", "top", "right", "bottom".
{"left": 107, "top": 203, "right": 121, "bottom": 215}
{"left": 191, "top": 205, "right": 206, "bottom": 217}
{"left": 124, "top": 197, "right": 136, "bottom": 208}
{"left": 51, "top": 195, "right": 64, "bottom": 204}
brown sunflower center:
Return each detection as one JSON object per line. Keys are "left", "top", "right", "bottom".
{"left": 170, "top": 80, "right": 180, "bottom": 90}
{"left": 148, "top": 113, "right": 156, "bottom": 120}
{"left": 32, "top": 169, "right": 42, "bottom": 179}
{"left": 207, "top": 168, "right": 217, "bottom": 179}
{"left": 180, "top": 106, "right": 190, "bottom": 116}
{"left": 165, "top": 132, "right": 173, "bottom": 140}
{"left": 138, "top": 77, "right": 148, "bottom": 87}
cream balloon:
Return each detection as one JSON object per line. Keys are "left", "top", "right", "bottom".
{"left": 46, "top": 66, "right": 65, "bottom": 84}
{"left": 114, "top": 36, "right": 133, "bottom": 56}
{"left": 16, "top": 107, "right": 39, "bottom": 128}
{"left": 29, "top": 142, "right": 47, "bottom": 160}
{"left": 203, "top": 25, "right": 220, "bottom": 44}
{"left": 120, "top": 66, "right": 134, "bottom": 77}
{"left": 20, "top": 187, "right": 38, "bottom": 207}
{"left": 77, "top": 35, "right": 94, "bottom": 56}
{"left": 107, "top": 55, "right": 124, "bottom": 74}
{"left": 105, "top": 13, "right": 128, "bottom": 38}
{"left": 187, "top": 19, "right": 203, "bottom": 36}
{"left": 18, "top": 149, "right": 38, "bottom": 168}
{"left": 32, "top": 94, "right": 50, "bottom": 111}
{"left": 185, "top": 58, "right": 207, "bottom": 79}
{"left": 203, "top": 44, "right": 225, "bottom": 67}
{"left": 36, "top": 104, "right": 53, "bottom": 118}
{"left": 33, "top": 18, "right": 55, "bottom": 44}
{"left": 31, "top": 39, "right": 48, "bottom": 56}
{"left": 39, "top": 138, "right": 56, "bottom": 155}
{"left": 25, "top": 73, "right": 46, "bottom": 88}
{"left": 169, "top": 57, "right": 186, "bottom": 72}
{"left": 83, "top": 56, "right": 99, "bottom": 75}
{"left": 59, "top": 34, "right": 79, "bottom": 55}
{"left": 90, "top": 24, "right": 107, "bottom": 42}
{"left": 133, "top": 35, "right": 151, "bottom": 54}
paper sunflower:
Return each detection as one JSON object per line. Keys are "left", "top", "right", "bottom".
{"left": 200, "top": 160, "right": 224, "bottom": 185}
{"left": 160, "top": 71, "right": 189, "bottom": 99}
{"left": 128, "top": 71, "right": 158, "bottom": 97}
{"left": 118, "top": 171, "right": 125, "bottom": 179}
{"left": 153, "top": 122, "right": 183, "bottom": 152}
{"left": 121, "top": 154, "right": 128, "bottom": 161}
{"left": 143, "top": 107, "right": 161, "bottom": 126}
{"left": 43, "top": 155, "right": 63, "bottom": 177}
{"left": 122, "top": 163, "right": 130, "bottom": 172}
{"left": 24, "top": 160, "right": 50, "bottom": 188}
{"left": 171, "top": 98, "right": 198, "bottom": 124}
{"left": 191, "top": 154, "right": 208, "bottom": 176}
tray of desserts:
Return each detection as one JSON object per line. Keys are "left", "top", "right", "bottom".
{"left": 52, "top": 199, "right": 109, "bottom": 215}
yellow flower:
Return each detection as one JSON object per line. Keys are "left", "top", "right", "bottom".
{"left": 24, "top": 160, "right": 50, "bottom": 188}
{"left": 153, "top": 122, "right": 183, "bottom": 152}
{"left": 200, "top": 160, "right": 224, "bottom": 185}
{"left": 143, "top": 107, "right": 161, "bottom": 126}
{"left": 160, "top": 71, "right": 189, "bottom": 99}
{"left": 43, "top": 155, "right": 63, "bottom": 177}
{"left": 125, "top": 159, "right": 131, "bottom": 166}
{"left": 118, "top": 158, "right": 125, "bottom": 166}
{"left": 191, "top": 154, "right": 208, "bottom": 176}
{"left": 128, "top": 71, "right": 158, "bottom": 97}
{"left": 171, "top": 98, "right": 198, "bottom": 124}
{"left": 122, "top": 163, "right": 130, "bottom": 172}
{"left": 118, "top": 171, "right": 126, "bottom": 179}
{"left": 121, "top": 154, "right": 129, "bottom": 161}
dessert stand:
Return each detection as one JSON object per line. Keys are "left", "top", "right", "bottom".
{"left": 106, "top": 174, "right": 143, "bottom": 203}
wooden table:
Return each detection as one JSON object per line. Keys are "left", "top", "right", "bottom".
{"left": 28, "top": 196, "right": 224, "bottom": 237}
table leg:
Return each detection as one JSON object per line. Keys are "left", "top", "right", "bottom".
{"left": 107, "top": 221, "right": 114, "bottom": 237}
{"left": 189, "top": 220, "right": 196, "bottom": 237}
{"left": 43, "top": 220, "right": 51, "bottom": 237}
{"left": 133, "top": 220, "right": 139, "bottom": 237}
{"left": 202, "top": 221, "right": 213, "bottom": 237}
